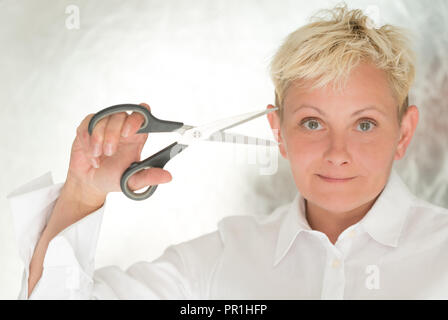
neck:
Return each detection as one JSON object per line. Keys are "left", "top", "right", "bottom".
{"left": 305, "top": 197, "right": 377, "bottom": 245}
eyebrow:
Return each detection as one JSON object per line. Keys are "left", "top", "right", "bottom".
{"left": 292, "top": 104, "right": 386, "bottom": 117}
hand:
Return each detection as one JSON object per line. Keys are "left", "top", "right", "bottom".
{"left": 67, "top": 102, "right": 173, "bottom": 202}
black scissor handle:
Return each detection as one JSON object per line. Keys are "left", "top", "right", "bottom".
{"left": 88, "top": 104, "right": 184, "bottom": 135}
{"left": 120, "top": 142, "right": 188, "bottom": 201}
{"left": 87, "top": 104, "right": 188, "bottom": 201}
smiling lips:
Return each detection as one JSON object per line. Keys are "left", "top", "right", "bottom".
{"left": 317, "top": 174, "right": 356, "bottom": 182}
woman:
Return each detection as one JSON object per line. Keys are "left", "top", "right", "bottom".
{"left": 8, "top": 4, "right": 448, "bottom": 299}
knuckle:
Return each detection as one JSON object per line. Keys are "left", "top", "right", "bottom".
{"left": 83, "top": 113, "right": 95, "bottom": 128}
{"left": 90, "top": 132, "right": 103, "bottom": 145}
{"left": 80, "top": 130, "right": 88, "bottom": 144}
{"left": 104, "top": 130, "right": 119, "bottom": 149}
{"left": 86, "top": 113, "right": 95, "bottom": 122}
{"left": 132, "top": 113, "right": 145, "bottom": 127}
{"left": 124, "top": 117, "right": 137, "bottom": 133}
{"left": 76, "top": 125, "right": 82, "bottom": 136}
{"left": 90, "top": 118, "right": 108, "bottom": 140}
{"left": 103, "top": 136, "right": 117, "bottom": 146}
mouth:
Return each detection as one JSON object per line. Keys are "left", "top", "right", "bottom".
{"left": 317, "top": 174, "right": 356, "bottom": 183}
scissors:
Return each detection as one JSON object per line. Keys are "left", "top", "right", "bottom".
{"left": 88, "top": 104, "right": 278, "bottom": 201}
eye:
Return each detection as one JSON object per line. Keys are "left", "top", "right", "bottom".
{"left": 356, "top": 119, "right": 377, "bottom": 132}
{"left": 300, "top": 118, "right": 322, "bottom": 131}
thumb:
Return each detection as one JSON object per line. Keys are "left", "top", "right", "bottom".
{"left": 126, "top": 167, "right": 173, "bottom": 191}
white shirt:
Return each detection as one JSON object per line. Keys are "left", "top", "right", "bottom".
{"left": 7, "top": 169, "right": 448, "bottom": 299}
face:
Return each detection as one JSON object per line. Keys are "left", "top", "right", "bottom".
{"left": 267, "top": 62, "right": 419, "bottom": 214}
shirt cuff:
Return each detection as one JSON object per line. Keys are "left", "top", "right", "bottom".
{"left": 7, "top": 172, "right": 105, "bottom": 299}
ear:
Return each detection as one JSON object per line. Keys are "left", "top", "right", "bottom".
{"left": 266, "top": 104, "right": 288, "bottom": 159}
{"left": 394, "top": 105, "right": 419, "bottom": 160}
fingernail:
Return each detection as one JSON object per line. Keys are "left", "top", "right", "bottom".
{"left": 91, "top": 158, "right": 99, "bottom": 168}
{"left": 93, "top": 143, "right": 101, "bottom": 157}
{"left": 121, "top": 126, "right": 130, "bottom": 138}
{"left": 104, "top": 143, "right": 113, "bottom": 156}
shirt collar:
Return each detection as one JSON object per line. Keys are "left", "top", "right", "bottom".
{"left": 273, "top": 168, "right": 416, "bottom": 267}
{"left": 360, "top": 168, "right": 416, "bottom": 248}
{"left": 273, "top": 191, "right": 310, "bottom": 267}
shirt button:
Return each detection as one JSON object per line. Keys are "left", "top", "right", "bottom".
{"left": 331, "top": 259, "right": 341, "bottom": 268}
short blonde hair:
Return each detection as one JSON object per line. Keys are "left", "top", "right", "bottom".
{"left": 269, "top": 2, "right": 416, "bottom": 124}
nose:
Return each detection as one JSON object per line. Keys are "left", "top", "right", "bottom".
{"left": 323, "top": 134, "right": 351, "bottom": 166}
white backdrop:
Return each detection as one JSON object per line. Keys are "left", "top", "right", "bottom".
{"left": 1, "top": 0, "right": 447, "bottom": 299}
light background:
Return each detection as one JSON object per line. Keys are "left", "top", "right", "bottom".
{"left": 1, "top": 0, "right": 447, "bottom": 299}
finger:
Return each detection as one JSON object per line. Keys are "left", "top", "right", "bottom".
{"left": 75, "top": 113, "right": 103, "bottom": 168}
{"left": 121, "top": 102, "right": 151, "bottom": 138}
{"left": 103, "top": 112, "right": 127, "bottom": 156}
{"left": 76, "top": 113, "right": 101, "bottom": 167}
{"left": 89, "top": 115, "right": 110, "bottom": 158}
{"left": 76, "top": 113, "right": 95, "bottom": 152}
{"left": 127, "top": 167, "right": 172, "bottom": 191}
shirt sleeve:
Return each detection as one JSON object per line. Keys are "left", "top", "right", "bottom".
{"left": 7, "top": 172, "right": 196, "bottom": 300}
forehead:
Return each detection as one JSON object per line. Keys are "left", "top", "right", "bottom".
{"left": 283, "top": 62, "right": 397, "bottom": 115}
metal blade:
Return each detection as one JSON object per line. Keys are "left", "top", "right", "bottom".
{"left": 172, "top": 124, "right": 195, "bottom": 135}
{"left": 202, "top": 107, "right": 278, "bottom": 135}
{"left": 197, "top": 107, "right": 278, "bottom": 139}
{"left": 175, "top": 107, "right": 278, "bottom": 146}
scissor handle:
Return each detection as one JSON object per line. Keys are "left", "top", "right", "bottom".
{"left": 87, "top": 104, "right": 187, "bottom": 200}
{"left": 88, "top": 104, "right": 184, "bottom": 135}
{"left": 120, "top": 142, "right": 188, "bottom": 200}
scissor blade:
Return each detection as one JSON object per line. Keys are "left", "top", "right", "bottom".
{"left": 175, "top": 107, "right": 279, "bottom": 146}
{"left": 196, "top": 107, "right": 278, "bottom": 139}
{"left": 206, "top": 132, "right": 279, "bottom": 146}
{"left": 172, "top": 124, "right": 195, "bottom": 135}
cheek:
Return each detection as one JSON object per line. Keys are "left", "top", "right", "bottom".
{"left": 283, "top": 132, "right": 319, "bottom": 162}
{"left": 350, "top": 135, "right": 397, "bottom": 171}
{"left": 282, "top": 134, "right": 322, "bottom": 183}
